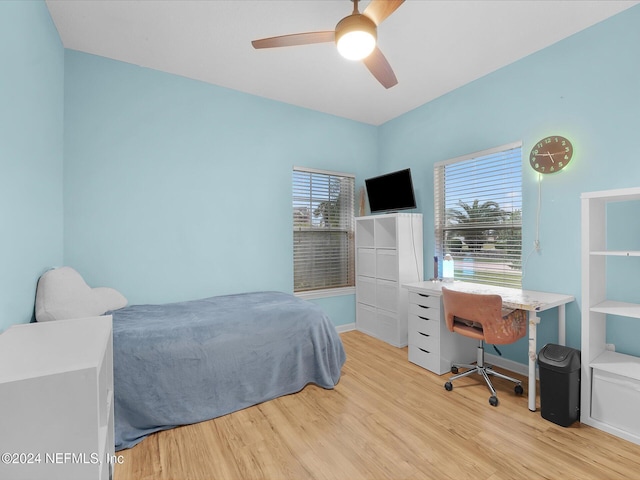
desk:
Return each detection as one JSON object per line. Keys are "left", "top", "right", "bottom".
{"left": 403, "top": 281, "right": 575, "bottom": 411}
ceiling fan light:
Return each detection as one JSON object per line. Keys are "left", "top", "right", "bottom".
{"left": 335, "top": 14, "right": 377, "bottom": 61}
{"left": 337, "top": 31, "right": 376, "bottom": 60}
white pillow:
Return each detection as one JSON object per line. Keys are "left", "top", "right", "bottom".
{"left": 35, "top": 266, "right": 128, "bottom": 322}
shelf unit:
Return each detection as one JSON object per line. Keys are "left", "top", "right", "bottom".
{"left": 355, "top": 213, "right": 423, "bottom": 347}
{"left": 581, "top": 187, "right": 640, "bottom": 445}
{"left": 0, "top": 316, "right": 114, "bottom": 480}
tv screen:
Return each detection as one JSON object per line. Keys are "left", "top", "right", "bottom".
{"left": 365, "top": 168, "right": 417, "bottom": 213}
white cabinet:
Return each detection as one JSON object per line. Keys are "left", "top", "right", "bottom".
{"left": 0, "top": 316, "right": 115, "bottom": 480}
{"left": 355, "top": 213, "right": 423, "bottom": 347}
{"left": 404, "top": 284, "right": 476, "bottom": 374}
{"left": 581, "top": 187, "right": 640, "bottom": 445}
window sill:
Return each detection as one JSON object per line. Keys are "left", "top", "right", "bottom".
{"left": 294, "top": 287, "right": 355, "bottom": 300}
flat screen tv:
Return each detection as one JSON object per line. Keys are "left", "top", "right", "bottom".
{"left": 365, "top": 168, "right": 417, "bottom": 213}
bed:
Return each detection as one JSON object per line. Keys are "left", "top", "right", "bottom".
{"left": 35, "top": 268, "right": 346, "bottom": 451}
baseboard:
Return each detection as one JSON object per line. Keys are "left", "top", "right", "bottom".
{"left": 335, "top": 322, "right": 356, "bottom": 333}
{"left": 485, "top": 352, "right": 539, "bottom": 380}
{"left": 338, "top": 329, "right": 539, "bottom": 379}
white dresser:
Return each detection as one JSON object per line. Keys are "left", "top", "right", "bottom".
{"left": 355, "top": 213, "right": 423, "bottom": 347}
{"left": 404, "top": 282, "right": 476, "bottom": 375}
{"left": 0, "top": 316, "right": 114, "bottom": 480}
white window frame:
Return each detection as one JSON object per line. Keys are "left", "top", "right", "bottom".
{"left": 293, "top": 166, "right": 356, "bottom": 299}
{"left": 434, "top": 141, "right": 523, "bottom": 288}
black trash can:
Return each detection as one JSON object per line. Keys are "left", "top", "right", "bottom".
{"left": 537, "top": 343, "right": 581, "bottom": 427}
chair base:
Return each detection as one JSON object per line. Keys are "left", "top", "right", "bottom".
{"left": 444, "top": 344, "right": 523, "bottom": 406}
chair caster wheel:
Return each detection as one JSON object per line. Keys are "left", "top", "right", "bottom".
{"left": 444, "top": 382, "right": 453, "bottom": 391}
{"left": 515, "top": 384, "right": 524, "bottom": 395}
{"left": 489, "top": 395, "right": 499, "bottom": 407}
{"left": 450, "top": 366, "right": 459, "bottom": 374}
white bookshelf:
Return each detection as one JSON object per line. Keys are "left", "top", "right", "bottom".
{"left": 581, "top": 187, "right": 640, "bottom": 445}
{"left": 355, "top": 213, "right": 423, "bottom": 347}
{"left": 590, "top": 300, "right": 640, "bottom": 318}
{"left": 590, "top": 251, "right": 640, "bottom": 256}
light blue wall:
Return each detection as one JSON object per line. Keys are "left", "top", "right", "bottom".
{"left": 0, "top": 1, "right": 64, "bottom": 332}
{"left": 378, "top": 5, "right": 640, "bottom": 363}
{"left": 4, "top": 1, "right": 640, "bottom": 353}
{"left": 63, "top": 51, "right": 377, "bottom": 326}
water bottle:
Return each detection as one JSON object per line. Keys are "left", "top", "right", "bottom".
{"left": 442, "top": 254, "right": 454, "bottom": 282}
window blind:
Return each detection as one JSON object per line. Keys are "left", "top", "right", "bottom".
{"left": 293, "top": 167, "right": 355, "bottom": 292}
{"left": 434, "top": 143, "right": 522, "bottom": 288}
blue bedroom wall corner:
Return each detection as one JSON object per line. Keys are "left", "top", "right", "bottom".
{"left": 377, "top": 5, "right": 640, "bottom": 363}
{"left": 63, "top": 50, "right": 376, "bottom": 329}
{"left": 0, "top": 1, "right": 64, "bottom": 332}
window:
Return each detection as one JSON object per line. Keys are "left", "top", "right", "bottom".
{"left": 434, "top": 142, "right": 522, "bottom": 288}
{"left": 293, "top": 167, "right": 355, "bottom": 294}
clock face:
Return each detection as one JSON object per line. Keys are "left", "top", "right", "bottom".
{"left": 529, "top": 136, "right": 573, "bottom": 174}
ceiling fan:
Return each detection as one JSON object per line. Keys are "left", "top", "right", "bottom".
{"left": 251, "top": 0, "right": 404, "bottom": 89}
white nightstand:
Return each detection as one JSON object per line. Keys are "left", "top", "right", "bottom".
{"left": 0, "top": 316, "right": 114, "bottom": 480}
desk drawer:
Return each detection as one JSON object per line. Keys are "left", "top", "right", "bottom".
{"left": 408, "top": 302, "right": 440, "bottom": 321}
{"left": 409, "top": 291, "right": 440, "bottom": 309}
{"left": 409, "top": 329, "right": 438, "bottom": 353}
{"left": 409, "top": 313, "right": 439, "bottom": 337}
{"left": 408, "top": 344, "right": 440, "bottom": 373}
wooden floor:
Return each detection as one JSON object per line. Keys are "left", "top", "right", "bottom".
{"left": 115, "top": 330, "right": 640, "bottom": 480}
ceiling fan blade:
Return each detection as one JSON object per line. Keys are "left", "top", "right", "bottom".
{"left": 363, "top": 0, "right": 405, "bottom": 25}
{"left": 252, "top": 31, "right": 335, "bottom": 49}
{"left": 363, "top": 47, "right": 398, "bottom": 89}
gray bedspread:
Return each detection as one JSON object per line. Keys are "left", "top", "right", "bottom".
{"left": 111, "top": 291, "right": 346, "bottom": 450}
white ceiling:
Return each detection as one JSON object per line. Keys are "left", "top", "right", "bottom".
{"left": 46, "top": 0, "right": 638, "bottom": 126}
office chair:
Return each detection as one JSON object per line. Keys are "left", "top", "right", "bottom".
{"left": 441, "top": 287, "right": 526, "bottom": 406}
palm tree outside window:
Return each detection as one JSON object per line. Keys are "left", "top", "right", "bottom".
{"left": 293, "top": 167, "right": 355, "bottom": 294}
{"left": 434, "top": 142, "right": 523, "bottom": 288}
